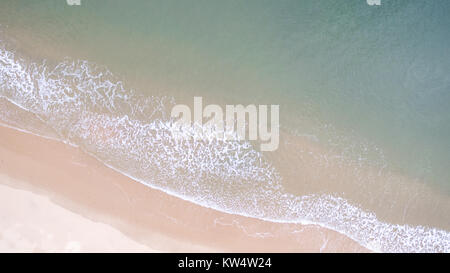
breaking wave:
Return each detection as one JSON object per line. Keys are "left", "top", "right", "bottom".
{"left": 1, "top": 40, "right": 449, "bottom": 252}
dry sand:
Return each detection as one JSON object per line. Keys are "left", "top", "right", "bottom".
{"left": 0, "top": 180, "right": 155, "bottom": 252}
{"left": 0, "top": 124, "right": 369, "bottom": 252}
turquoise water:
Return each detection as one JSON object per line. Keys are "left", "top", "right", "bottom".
{"left": 1, "top": 0, "right": 449, "bottom": 252}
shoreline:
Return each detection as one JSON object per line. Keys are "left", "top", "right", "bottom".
{"left": 0, "top": 124, "right": 369, "bottom": 252}
{"left": 1, "top": 3, "right": 450, "bottom": 253}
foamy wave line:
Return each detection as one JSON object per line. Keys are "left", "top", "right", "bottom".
{"left": 1, "top": 40, "right": 449, "bottom": 252}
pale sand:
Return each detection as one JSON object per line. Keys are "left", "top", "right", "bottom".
{"left": 0, "top": 180, "right": 155, "bottom": 252}
{"left": 0, "top": 124, "right": 369, "bottom": 252}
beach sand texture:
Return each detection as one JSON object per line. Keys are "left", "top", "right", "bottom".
{"left": 0, "top": 124, "right": 368, "bottom": 252}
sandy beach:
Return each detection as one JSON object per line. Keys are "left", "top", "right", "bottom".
{"left": 0, "top": 180, "right": 155, "bottom": 252}
{"left": 0, "top": 124, "right": 368, "bottom": 252}
{"left": 1, "top": 1, "right": 450, "bottom": 254}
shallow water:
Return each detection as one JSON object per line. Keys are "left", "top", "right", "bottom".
{"left": 0, "top": 0, "right": 449, "bottom": 252}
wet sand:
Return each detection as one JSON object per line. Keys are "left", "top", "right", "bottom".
{"left": 0, "top": 124, "right": 368, "bottom": 252}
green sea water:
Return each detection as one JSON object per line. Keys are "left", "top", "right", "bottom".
{"left": 1, "top": 0, "right": 449, "bottom": 252}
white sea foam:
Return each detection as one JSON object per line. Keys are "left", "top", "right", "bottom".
{"left": 1, "top": 40, "right": 449, "bottom": 253}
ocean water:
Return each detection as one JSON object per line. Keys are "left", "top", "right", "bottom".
{"left": 0, "top": 0, "right": 449, "bottom": 252}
